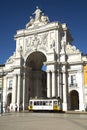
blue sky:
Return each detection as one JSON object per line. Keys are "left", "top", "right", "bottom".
{"left": 0, "top": 0, "right": 87, "bottom": 64}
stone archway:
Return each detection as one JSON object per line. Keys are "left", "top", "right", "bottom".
{"left": 25, "top": 51, "right": 47, "bottom": 101}
{"left": 70, "top": 90, "right": 79, "bottom": 110}
{"left": 7, "top": 93, "right": 12, "bottom": 106}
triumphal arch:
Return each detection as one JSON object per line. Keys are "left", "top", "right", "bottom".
{"left": 1, "top": 6, "right": 86, "bottom": 112}
{"left": 13, "top": 6, "right": 72, "bottom": 111}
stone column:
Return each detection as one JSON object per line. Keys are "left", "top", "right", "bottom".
{"left": 3, "top": 76, "right": 7, "bottom": 112}
{"left": 23, "top": 72, "right": 26, "bottom": 111}
{"left": 47, "top": 71, "right": 51, "bottom": 98}
{"left": 12, "top": 75, "right": 17, "bottom": 110}
{"left": 26, "top": 76, "right": 29, "bottom": 106}
{"left": 17, "top": 74, "right": 21, "bottom": 111}
{"left": 57, "top": 70, "right": 60, "bottom": 97}
{"left": 62, "top": 67, "right": 68, "bottom": 111}
{"left": 52, "top": 71, "right": 56, "bottom": 97}
{"left": 59, "top": 72, "right": 63, "bottom": 99}
{"left": 79, "top": 69, "right": 85, "bottom": 111}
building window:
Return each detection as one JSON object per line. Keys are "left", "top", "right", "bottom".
{"left": 71, "top": 75, "right": 76, "bottom": 85}
{"left": 70, "top": 75, "right": 77, "bottom": 87}
{"left": 8, "top": 80, "right": 13, "bottom": 90}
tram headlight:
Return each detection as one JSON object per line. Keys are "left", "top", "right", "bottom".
{"left": 28, "top": 105, "right": 33, "bottom": 110}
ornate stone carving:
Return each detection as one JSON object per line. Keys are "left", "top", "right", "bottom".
{"left": 50, "top": 38, "right": 55, "bottom": 49}
{"left": 32, "top": 6, "right": 42, "bottom": 21}
{"left": 60, "top": 41, "right": 66, "bottom": 53}
{"left": 24, "top": 33, "right": 48, "bottom": 56}
{"left": 6, "top": 52, "right": 16, "bottom": 64}
{"left": 41, "top": 33, "right": 48, "bottom": 45}
{"left": 32, "top": 34, "right": 40, "bottom": 47}
{"left": 25, "top": 37, "right": 32, "bottom": 51}
{"left": 26, "top": 6, "right": 49, "bottom": 28}
{"left": 25, "top": 38, "right": 29, "bottom": 47}
{"left": 26, "top": 16, "right": 34, "bottom": 28}
{"left": 38, "top": 33, "right": 48, "bottom": 51}
{"left": 66, "top": 44, "right": 80, "bottom": 54}
{"left": 41, "top": 13, "right": 49, "bottom": 24}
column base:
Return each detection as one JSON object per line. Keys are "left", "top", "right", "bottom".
{"left": 22, "top": 103, "right": 25, "bottom": 111}
{"left": 62, "top": 102, "right": 67, "bottom": 111}
{"left": 9, "top": 103, "right": 16, "bottom": 111}
{"left": 79, "top": 102, "right": 85, "bottom": 111}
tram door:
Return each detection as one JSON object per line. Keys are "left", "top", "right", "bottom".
{"left": 70, "top": 90, "right": 79, "bottom": 110}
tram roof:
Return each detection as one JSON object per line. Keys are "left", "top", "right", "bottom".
{"left": 29, "top": 98, "right": 60, "bottom": 101}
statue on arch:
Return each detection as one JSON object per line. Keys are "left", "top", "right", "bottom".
{"left": 26, "top": 16, "right": 34, "bottom": 28}
{"left": 32, "top": 6, "right": 42, "bottom": 21}
{"left": 41, "top": 13, "right": 49, "bottom": 24}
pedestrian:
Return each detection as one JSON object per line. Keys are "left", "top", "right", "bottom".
{"left": 15, "top": 104, "right": 18, "bottom": 112}
{"left": 7, "top": 106, "right": 10, "bottom": 112}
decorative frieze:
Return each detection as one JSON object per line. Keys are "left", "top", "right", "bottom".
{"left": 24, "top": 33, "right": 48, "bottom": 56}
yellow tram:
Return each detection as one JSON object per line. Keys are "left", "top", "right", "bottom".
{"left": 28, "top": 98, "right": 62, "bottom": 112}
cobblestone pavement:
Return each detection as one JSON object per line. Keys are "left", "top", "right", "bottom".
{"left": 0, "top": 112, "right": 87, "bottom": 130}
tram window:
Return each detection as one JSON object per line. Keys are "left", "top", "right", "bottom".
{"left": 43, "top": 101, "right": 46, "bottom": 105}
{"left": 37, "top": 101, "right": 39, "bottom": 105}
{"left": 34, "top": 101, "right": 39, "bottom": 105}
{"left": 34, "top": 101, "right": 37, "bottom": 105}
{"left": 45, "top": 101, "right": 49, "bottom": 106}
{"left": 53, "top": 101, "right": 57, "bottom": 105}
{"left": 40, "top": 101, "right": 43, "bottom": 105}
{"left": 49, "top": 101, "right": 52, "bottom": 106}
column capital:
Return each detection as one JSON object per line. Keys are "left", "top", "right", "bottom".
{"left": 13, "top": 74, "right": 17, "bottom": 77}
{"left": 46, "top": 70, "right": 51, "bottom": 73}
{"left": 51, "top": 70, "right": 55, "bottom": 73}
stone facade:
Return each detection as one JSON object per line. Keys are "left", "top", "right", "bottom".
{"left": 0, "top": 6, "right": 87, "bottom": 112}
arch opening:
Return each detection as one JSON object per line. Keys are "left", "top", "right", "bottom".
{"left": 25, "top": 51, "right": 47, "bottom": 101}
{"left": 70, "top": 90, "right": 79, "bottom": 110}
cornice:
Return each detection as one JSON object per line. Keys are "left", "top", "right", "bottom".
{"left": 44, "top": 60, "right": 57, "bottom": 65}
{"left": 68, "top": 61, "right": 84, "bottom": 65}
{"left": 14, "top": 22, "right": 61, "bottom": 39}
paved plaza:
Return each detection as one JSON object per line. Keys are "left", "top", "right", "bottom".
{"left": 0, "top": 112, "right": 87, "bottom": 130}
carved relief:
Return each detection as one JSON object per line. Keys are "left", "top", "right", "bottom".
{"left": 24, "top": 33, "right": 48, "bottom": 56}
{"left": 66, "top": 44, "right": 80, "bottom": 54}
{"left": 41, "top": 13, "right": 49, "bottom": 24}
{"left": 50, "top": 38, "right": 55, "bottom": 49}
{"left": 17, "top": 39, "right": 23, "bottom": 53}
{"left": 32, "top": 34, "right": 40, "bottom": 47}
{"left": 6, "top": 52, "right": 16, "bottom": 63}
{"left": 25, "top": 38, "right": 30, "bottom": 47}
{"left": 41, "top": 33, "right": 48, "bottom": 45}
